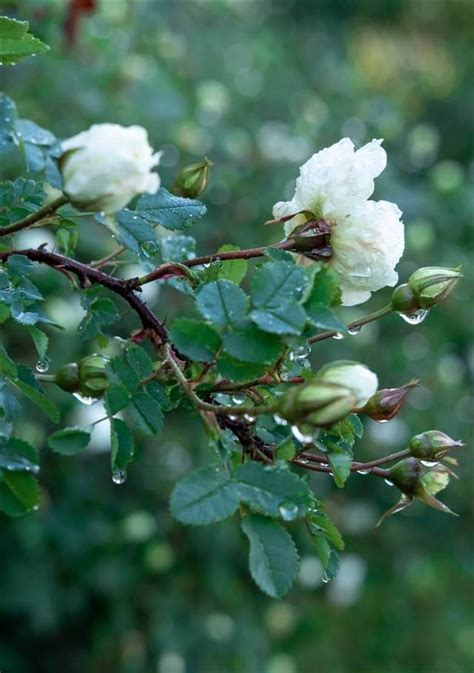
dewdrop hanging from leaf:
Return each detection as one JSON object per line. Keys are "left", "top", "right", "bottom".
{"left": 59, "top": 123, "right": 162, "bottom": 214}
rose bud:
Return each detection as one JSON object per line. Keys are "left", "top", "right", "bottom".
{"left": 278, "top": 381, "right": 356, "bottom": 427}
{"left": 391, "top": 283, "right": 418, "bottom": 313}
{"left": 409, "top": 430, "right": 464, "bottom": 462}
{"left": 60, "top": 123, "right": 162, "bottom": 213}
{"left": 360, "top": 379, "right": 419, "bottom": 421}
{"left": 172, "top": 157, "right": 212, "bottom": 199}
{"left": 376, "top": 459, "right": 458, "bottom": 526}
{"left": 78, "top": 354, "right": 110, "bottom": 398}
{"left": 317, "top": 360, "right": 378, "bottom": 407}
{"left": 54, "top": 362, "right": 80, "bottom": 393}
{"left": 408, "top": 266, "right": 462, "bottom": 309}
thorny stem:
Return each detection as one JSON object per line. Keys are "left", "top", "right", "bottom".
{"left": 308, "top": 305, "right": 393, "bottom": 344}
{"left": 0, "top": 195, "right": 69, "bottom": 237}
{"left": 136, "top": 238, "right": 298, "bottom": 286}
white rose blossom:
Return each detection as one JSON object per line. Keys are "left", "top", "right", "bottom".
{"left": 60, "top": 123, "right": 161, "bottom": 214}
{"left": 272, "top": 138, "right": 405, "bottom": 306}
{"left": 317, "top": 360, "right": 378, "bottom": 407}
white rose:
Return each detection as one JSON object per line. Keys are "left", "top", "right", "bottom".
{"left": 60, "top": 123, "right": 161, "bottom": 214}
{"left": 317, "top": 360, "right": 378, "bottom": 407}
{"left": 272, "top": 138, "right": 404, "bottom": 306}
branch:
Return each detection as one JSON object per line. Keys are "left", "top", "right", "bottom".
{"left": 0, "top": 247, "right": 168, "bottom": 343}
{"left": 308, "top": 305, "right": 393, "bottom": 344}
{"left": 137, "top": 238, "right": 298, "bottom": 287}
{"left": 0, "top": 195, "right": 69, "bottom": 238}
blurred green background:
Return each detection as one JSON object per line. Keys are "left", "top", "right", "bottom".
{"left": 0, "top": 1, "right": 473, "bottom": 672}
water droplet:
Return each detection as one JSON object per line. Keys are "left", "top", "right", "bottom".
{"left": 273, "top": 414, "right": 288, "bottom": 426}
{"left": 291, "top": 425, "right": 314, "bottom": 444}
{"left": 203, "top": 262, "right": 211, "bottom": 269}
{"left": 228, "top": 414, "right": 238, "bottom": 421}
{"left": 278, "top": 500, "right": 299, "bottom": 521}
{"left": 112, "top": 468, "right": 127, "bottom": 485}
{"left": 357, "top": 469, "right": 369, "bottom": 475}
{"left": 384, "top": 478, "right": 394, "bottom": 487}
{"left": 231, "top": 394, "right": 246, "bottom": 406}
{"left": 72, "top": 392, "right": 98, "bottom": 406}
{"left": 294, "top": 344, "right": 311, "bottom": 359}
{"left": 421, "top": 460, "right": 440, "bottom": 468}
{"left": 244, "top": 414, "right": 256, "bottom": 423}
{"left": 322, "top": 573, "right": 332, "bottom": 584}
{"left": 398, "top": 309, "right": 429, "bottom": 325}
{"left": 347, "top": 325, "right": 361, "bottom": 336}
{"left": 349, "top": 263, "right": 371, "bottom": 279}
{"left": 35, "top": 357, "right": 50, "bottom": 373}
{"left": 376, "top": 419, "right": 389, "bottom": 424}
{"left": 332, "top": 332, "right": 344, "bottom": 340}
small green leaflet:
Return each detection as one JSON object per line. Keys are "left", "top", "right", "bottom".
{"left": 110, "top": 418, "right": 134, "bottom": 472}
{"left": 170, "top": 318, "right": 221, "bottom": 363}
{"left": 47, "top": 426, "right": 92, "bottom": 455}
{"left": 129, "top": 392, "right": 163, "bottom": 435}
{"left": 0, "top": 17, "right": 49, "bottom": 65}
{"left": 0, "top": 436, "right": 38, "bottom": 473}
{"left": 216, "top": 245, "right": 248, "bottom": 285}
{"left": 134, "top": 188, "right": 207, "bottom": 231}
{"left": 251, "top": 261, "right": 307, "bottom": 309}
{"left": 0, "top": 470, "right": 40, "bottom": 516}
{"left": 241, "top": 515, "right": 299, "bottom": 598}
{"left": 170, "top": 466, "right": 240, "bottom": 525}
{"left": 196, "top": 280, "right": 248, "bottom": 327}
{"left": 223, "top": 321, "right": 283, "bottom": 364}
{"left": 78, "top": 296, "right": 121, "bottom": 341}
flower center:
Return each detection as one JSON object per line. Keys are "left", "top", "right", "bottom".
{"left": 290, "top": 218, "right": 333, "bottom": 260}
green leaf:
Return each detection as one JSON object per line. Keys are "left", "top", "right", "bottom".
{"left": 135, "top": 188, "right": 207, "bottom": 230}
{"left": 348, "top": 413, "right": 364, "bottom": 439}
{"left": 0, "top": 93, "right": 17, "bottom": 155}
{"left": 0, "top": 436, "right": 38, "bottom": 473}
{"left": 129, "top": 391, "right": 163, "bottom": 435}
{"left": 217, "top": 245, "right": 248, "bottom": 284}
{"left": 0, "top": 178, "right": 45, "bottom": 223}
{"left": 170, "top": 466, "right": 240, "bottom": 525}
{"left": 110, "top": 418, "right": 134, "bottom": 471}
{"left": 0, "top": 303, "right": 9, "bottom": 323}
{"left": 312, "top": 534, "right": 331, "bottom": 569}
{"left": 0, "top": 345, "right": 17, "bottom": 378}
{"left": 250, "top": 301, "right": 306, "bottom": 335}
{"left": 105, "top": 383, "right": 130, "bottom": 416}
{"left": 234, "top": 462, "right": 311, "bottom": 519}
{"left": 7, "top": 253, "right": 36, "bottom": 276}
{"left": 106, "top": 356, "right": 141, "bottom": 393}
{"left": 305, "top": 265, "right": 342, "bottom": 308}
{"left": 78, "top": 297, "right": 121, "bottom": 341}
{"left": 305, "top": 304, "right": 347, "bottom": 333}
{"left": 0, "top": 17, "right": 49, "bottom": 65}
{"left": 47, "top": 426, "right": 92, "bottom": 455}
{"left": 161, "top": 234, "right": 196, "bottom": 262}
{"left": 251, "top": 261, "right": 307, "bottom": 309}
{"left": 170, "top": 318, "right": 221, "bottom": 363}
{"left": 241, "top": 514, "right": 299, "bottom": 598}
{"left": 327, "top": 451, "right": 352, "bottom": 488}
{"left": 196, "top": 280, "right": 248, "bottom": 327}
{"left": 223, "top": 321, "right": 283, "bottom": 364}
{"left": 13, "top": 377, "right": 59, "bottom": 423}
{"left": 28, "top": 325, "right": 49, "bottom": 359}
{"left": 309, "top": 512, "right": 345, "bottom": 551}
{"left": 216, "top": 354, "right": 266, "bottom": 382}
{"left": 0, "top": 470, "right": 40, "bottom": 516}
{"left": 125, "top": 344, "right": 154, "bottom": 379}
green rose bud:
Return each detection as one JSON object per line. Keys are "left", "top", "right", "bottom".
{"left": 391, "top": 283, "right": 418, "bottom": 313}
{"left": 172, "top": 157, "right": 212, "bottom": 199}
{"left": 407, "top": 266, "right": 462, "bottom": 309}
{"left": 409, "top": 430, "right": 463, "bottom": 462}
{"left": 388, "top": 457, "right": 422, "bottom": 495}
{"left": 278, "top": 381, "right": 356, "bottom": 427}
{"left": 54, "top": 362, "right": 80, "bottom": 393}
{"left": 78, "top": 354, "right": 110, "bottom": 398}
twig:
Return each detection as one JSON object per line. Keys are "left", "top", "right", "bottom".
{"left": 0, "top": 195, "right": 68, "bottom": 237}
{"left": 308, "top": 305, "right": 393, "bottom": 344}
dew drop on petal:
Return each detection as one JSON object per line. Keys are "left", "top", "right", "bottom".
{"left": 112, "top": 468, "right": 127, "bottom": 485}
{"left": 398, "top": 309, "right": 429, "bottom": 325}
{"left": 278, "top": 500, "right": 299, "bottom": 521}
{"left": 36, "top": 357, "right": 50, "bottom": 373}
